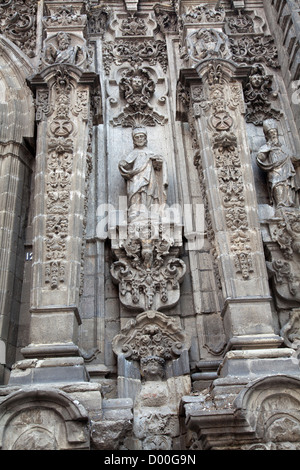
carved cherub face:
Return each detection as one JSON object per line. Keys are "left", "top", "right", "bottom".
{"left": 141, "top": 357, "right": 165, "bottom": 381}
{"left": 131, "top": 76, "right": 143, "bottom": 92}
{"left": 250, "top": 73, "right": 264, "bottom": 89}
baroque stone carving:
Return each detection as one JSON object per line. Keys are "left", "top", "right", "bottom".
{"left": 154, "top": 3, "right": 178, "bottom": 33}
{"left": 0, "top": 0, "right": 37, "bottom": 57}
{"left": 103, "top": 39, "right": 168, "bottom": 75}
{"left": 43, "top": 5, "right": 87, "bottom": 29}
{"left": 87, "top": 4, "right": 111, "bottom": 36}
{"left": 111, "top": 126, "right": 185, "bottom": 311}
{"left": 112, "top": 310, "right": 188, "bottom": 366}
{"left": 229, "top": 36, "right": 280, "bottom": 68}
{"left": 43, "top": 67, "right": 74, "bottom": 289}
{"left": 43, "top": 31, "right": 89, "bottom": 68}
{"left": 110, "top": 220, "right": 185, "bottom": 311}
{"left": 118, "top": 127, "right": 168, "bottom": 220}
{"left": 256, "top": 119, "right": 299, "bottom": 210}
{"left": 243, "top": 64, "right": 281, "bottom": 125}
{"left": 192, "top": 63, "right": 254, "bottom": 279}
{"left": 181, "top": 4, "right": 225, "bottom": 24}
{"left": 120, "top": 14, "right": 147, "bottom": 36}
{"left": 266, "top": 210, "right": 300, "bottom": 309}
{"left": 111, "top": 66, "right": 167, "bottom": 127}
{"left": 281, "top": 309, "right": 300, "bottom": 356}
{"left": 226, "top": 14, "right": 254, "bottom": 34}
{"left": 185, "top": 29, "right": 231, "bottom": 64}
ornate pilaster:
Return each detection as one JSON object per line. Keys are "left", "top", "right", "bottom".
{"left": 9, "top": 1, "right": 101, "bottom": 384}
{"left": 178, "top": 2, "right": 300, "bottom": 450}
{"left": 178, "top": 19, "right": 281, "bottom": 352}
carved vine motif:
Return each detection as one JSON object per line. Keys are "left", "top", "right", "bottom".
{"left": 0, "top": 0, "right": 37, "bottom": 57}
{"left": 229, "top": 36, "right": 280, "bottom": 68}
{"left": 191, "top": 63, "right": 254, "bottom": 279}
{"left": 102, "top": 39, "right": 168, "bottom": 75}
{"left": 181, "top": 4, "right": 225, "bottom": 24}
{"left": 243, "top": 64, "right": 281, "bottom": 125}
{"left": 120, "top": 14, "right": 147, "bottom": 36}
{"left": 44, "top": 68, "right": 74, "bottom": 289}
{"left": 39, "top": 65, "right": 92, "bottom": 291}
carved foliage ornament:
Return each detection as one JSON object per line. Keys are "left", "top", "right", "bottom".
{"left": 243, "top": 64, "right": 281, "bottom": 125}
{"left": 112, "top": 66, "right": 167, "bottom": 127}
{"left": 0, "top": 0, "right": 37, "bottom": 57}
{"left": 103, "top": 39, "right": 168, "bottom": 75}
{"left": 229, "top": 36, "right": 280, "bottom": 69}
{"left": 43, "top": 5, "right": 87, "bottom": 29}
{"left": 181, "top": 4, "right": 225, "bottom": 25}
{"left": 41, "top": 66, "right": 91, "bottom": 290}
{"left": 112, "top": 310, "right": 188, "bottom": 363}
{"left": 190, "top": 63, "right": 254, "bottom": 279}
{"left": 111, "top": 222, "right": 186, "bottom": 311}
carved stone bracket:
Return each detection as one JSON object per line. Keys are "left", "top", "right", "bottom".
{"left": 112, "top": 310, "right": 189, "bottom": 364}
{"left": 110, "top": 220, "right": 185, "bottom": 312}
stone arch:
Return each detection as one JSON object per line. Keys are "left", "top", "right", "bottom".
{"left": 234, "top": 375, "right": 300, "bottom": 447}
{"left": 0, "top": 388, "right": 90, "bottom": 450}
{"left": 0, "top": 35, "right": 35, "bottom": 144}
{"left": 0, "top": 35, "right": 35, "bottom": 377}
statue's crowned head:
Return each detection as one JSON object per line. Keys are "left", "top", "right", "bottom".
{"left": 263, "top": 119, "right": 278, "bottom": 136}
{"left": 132, "top": 126, "right": 147, "bottom": 137}
{"left": 132, "top": 126, "right": 148, "bottom": 148}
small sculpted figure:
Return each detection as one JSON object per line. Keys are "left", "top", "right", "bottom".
{"left": 257, "top": 119, "right": 299, "bottom": 209}
{"left": 119, "top": 127, "right": 168, "bottom": 221}
{"left": 45, "top": 32, "right": 84, "bottom": 65}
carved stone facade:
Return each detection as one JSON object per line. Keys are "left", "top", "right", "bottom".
{"left": 0, "top": 0, "right": 300, "bottom": 452}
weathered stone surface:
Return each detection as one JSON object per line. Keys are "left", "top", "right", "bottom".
{"left": 0, "top": 0, "right": 299, "bottom": 451}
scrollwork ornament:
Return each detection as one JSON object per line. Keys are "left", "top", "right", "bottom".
{"left": 0, "top": 0, "right": 37, "bottom": 57}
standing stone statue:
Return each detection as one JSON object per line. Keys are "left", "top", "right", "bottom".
{"left": 257, "top": 119, "right": 298, "bottom": 209}
{"left": 119, "top": 127, "right": 168, "bottom": 221}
